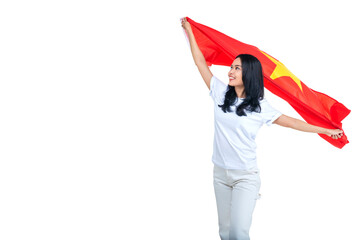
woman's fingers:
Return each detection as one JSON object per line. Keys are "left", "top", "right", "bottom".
{"left": 181, "top": 18, "right": 185, "bottom": 28}
{"left": 327, "top": 129, "right": 343, "bottom": 139}
{"left": 331, "top": 133, "right": 343, "bottom": 139}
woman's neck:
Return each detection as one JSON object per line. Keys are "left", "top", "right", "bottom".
{"left": 235, "top": 86, "right": 246, "bottom": 98}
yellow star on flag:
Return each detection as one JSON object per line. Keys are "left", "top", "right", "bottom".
{"left": 261, "top": 51, "right": 303, "bottom": 91}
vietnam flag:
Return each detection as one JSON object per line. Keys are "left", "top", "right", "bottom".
{"left": 183, "top": 17, "right": 350, "bottom": 148}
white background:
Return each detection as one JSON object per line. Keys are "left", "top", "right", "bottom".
{"left": 1, "top": 0, "right": 359, "bottom": 239}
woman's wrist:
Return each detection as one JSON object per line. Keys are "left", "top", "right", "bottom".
{"left": 321, "top": 128, "right": 329, "bottom": 135}
{"left": 185, "top": 25, "right": 192, "bottom": 34}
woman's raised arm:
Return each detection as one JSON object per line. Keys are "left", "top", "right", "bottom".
{"left": 181, "top": 17, "right": 213, "bottom": 90}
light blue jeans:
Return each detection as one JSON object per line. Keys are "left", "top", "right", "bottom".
{"left": 213, "top": 164, "right": 261, "bottom": 240}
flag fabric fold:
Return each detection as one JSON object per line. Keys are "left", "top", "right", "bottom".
{"left": 184, "top": 17, "right": 350, "bottom": 148}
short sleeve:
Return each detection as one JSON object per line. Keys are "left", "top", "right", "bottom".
{"left": 209, "top": 75, "right": 228, "bottom": 104}
{"left": 260, "top": 99, "right": 282, "bottom": 126}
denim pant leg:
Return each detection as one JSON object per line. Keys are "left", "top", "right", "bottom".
{"left": 213, "top": 164, "right": 261, "bottom": 240}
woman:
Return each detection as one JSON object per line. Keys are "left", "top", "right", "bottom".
{"left": 181, "top": 18, "right": 343, "bottom": 240}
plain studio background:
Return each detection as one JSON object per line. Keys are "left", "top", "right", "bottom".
{"left": 0, "top": 0, "right": 359, "bottom": 239}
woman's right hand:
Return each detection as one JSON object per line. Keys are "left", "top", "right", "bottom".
{"left": 181, "top": 17, "right": 191, "bottom": 31}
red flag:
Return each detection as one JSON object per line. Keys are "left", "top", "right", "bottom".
{"left": 184, "top": 17, "right": 350, "bottom": 148}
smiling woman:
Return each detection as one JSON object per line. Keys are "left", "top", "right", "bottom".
{"left": 181, "top": 16, "right": 344, "bottom": 240}
{"left": 221, "top": 54, "right": 264, "bottom": 117}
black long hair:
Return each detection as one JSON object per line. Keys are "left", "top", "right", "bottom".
{"left": 218, "top": 54, "right": 264, "bottom": 116}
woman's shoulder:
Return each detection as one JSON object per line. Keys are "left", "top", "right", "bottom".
{"left": 259, "top": 98, "right": 280, "bottom": 113}
{"left": 259, "top": 98, "right": 274, "bottom": 110}
{"left": 259, "top": 98, "right": 269, "bottom": 104}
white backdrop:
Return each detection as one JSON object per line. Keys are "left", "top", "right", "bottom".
{"left": 1, "top": 0, "right": 359, "bottom": 239}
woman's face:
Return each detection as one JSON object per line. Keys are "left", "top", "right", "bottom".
{"left": 228, "top": 57, "right": 243, "bottom": 87}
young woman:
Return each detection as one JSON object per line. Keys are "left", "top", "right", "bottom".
{"left": 181, "top": 18, "right": 343, "bottom": 240}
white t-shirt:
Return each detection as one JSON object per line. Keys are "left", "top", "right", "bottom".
{"left": 209, "top": 75, "right": 282, "bottom": 170}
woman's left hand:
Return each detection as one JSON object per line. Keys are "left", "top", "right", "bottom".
{"left": 326, "top": 129, "right": 344, "bottom": 139}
